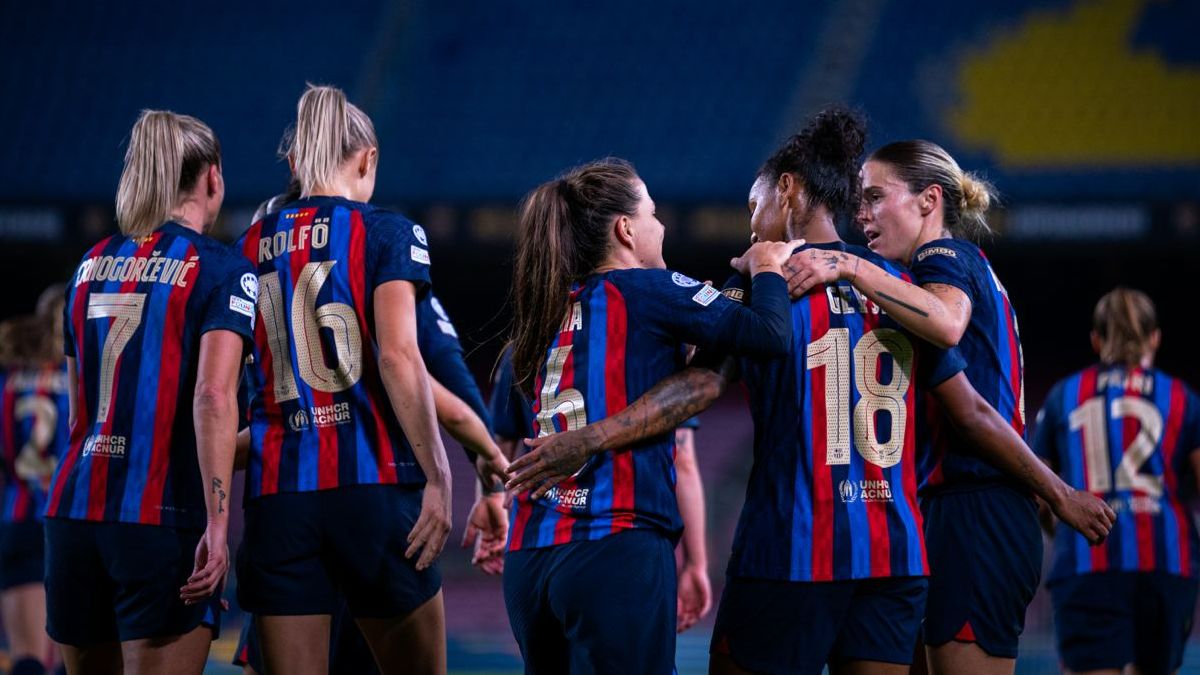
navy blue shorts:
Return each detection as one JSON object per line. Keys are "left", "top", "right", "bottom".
{"left": 922, "top": 483, "right": 1042, "bottom": 658}
{"left": 0, "top": 520, "right": 45, "bottom": 591}
{"left": 711, "top": 575, "right": 928, "bottom": 674}
{"left": 503, "top": 529, "right": 676, "bottom": 675}
{"left": 44, "top": 518, "right": 221, "bottom": 646}
{"left": 236, "top": 484, "right": 440, "bottom": 618}
{"left": 235, "top": 603, "right": 379, "bottom": 673}
{"left": 1051, "top": 571, "right": 1198, "bottom": 675}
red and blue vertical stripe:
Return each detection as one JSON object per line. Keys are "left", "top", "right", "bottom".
{"left": 508, "top": 277, "right": 675, "bottom": 552}
{"left": 239, "top": 201, "right": 421, "bottom": 500}
{"left": 731, "top": 251, "right": 933, "bottom": 583}
{"left": 918, "top": 245, "right": 1026, "bottom": 492}
{"left": 46, "top": 225, "right": 214, "bottom": 528}
{"left": 0, "top": 364, "right": 68, "bottom": 523}
{"left": 1045, "top": 365, "right": 1199, "bottom": 581}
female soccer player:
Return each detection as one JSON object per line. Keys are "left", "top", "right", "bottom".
{"left": 234, "top": 85, "right": 501, "bottom": 675}
{"left": 46, "top": 110, "right": 252, "bottom": 674}
{"left": 0, "top": 311, "right": 66, "bottom": 675}
{"left": 784, "top": 139, "right": 1046, "bottom": 674}
{"left": 232, "top": 180, "right": 508, "bottom": 674}
{"left": 504, "top": 157, "right": 797, "bottom": 674}
{"left": 506, "top": 112, "right": 1112, "bottom": 675}
{"left": 490, "top": 343, "right": 712, "bottom": 625}
{"left": 1034, "top": 288, "right": 1200, "bottom": 675}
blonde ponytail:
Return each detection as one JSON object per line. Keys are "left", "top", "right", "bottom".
{"left": 958, "top": 171, "right": 997, "bottom": 239}
{"left": 291, "top": 84, "right": 378, "bottom": 198}
{"left": 1092, "top": 287, "right": 1158, "bottom": 368}
{"left": 115, "top": 110, "right": 220, "bottom": 238}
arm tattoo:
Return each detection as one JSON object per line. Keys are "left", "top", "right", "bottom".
{"left": 604, "top": 365, "right": 728, "bottom": 449}
{"left": 212, "top": 478, "right": 227, "bottom": 514}
{"left": 820, "top": 252, "right": 848, "bottom": 272}
{"left": 876, "top": 291, "right": 931, "bottom": 318}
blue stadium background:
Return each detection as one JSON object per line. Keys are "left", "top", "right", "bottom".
{"left": 1, "top": 0, "right": 1198, "bottom": 672}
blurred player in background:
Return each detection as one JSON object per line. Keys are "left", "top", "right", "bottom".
{"left": 1034, "top": 288, "right": 1200, "bottom": 675}
{"left": 507, "top": 111, "right": 1111, "bottom": 675}
{"left": 46, "top": 110, "right": 252, "bottom": 674}
{"left": 0, "top": 306, "right": 67, "bottom": 675}
{"left": 503, "top": 158, "right": 796, "bottom": 674}
{"left": 786, "top": 139, "right": 1046, "bottom": 675}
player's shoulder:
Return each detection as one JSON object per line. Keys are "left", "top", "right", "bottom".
{"left": 913, "top": 237, "right": 983, "bottom": 268}
{"left": 362, "top": 204, "right": 429, "bottom": 249}
{"left": 607, "top": 268, "right": 721, "bottom": 306}
{"left": 192, "top": 232, "right": 251, "bottom": 271}
{"left": 1156, "top": 369, "right": 1200, "bottom": 407}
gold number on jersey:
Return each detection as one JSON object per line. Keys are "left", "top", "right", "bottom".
{"left": 535, "top": 345, "right": 587, "bottom": 437}
{"left": 14, "top": 394, "right": 58, "bottom": 483}
{"left": 258, "top": 262, "right": 363, "bottom": 402}
{"left": 86, "top": 293, "right": 146, "bottom": 423}
{"left": 807, "top": 327, "right": 914, "bottom": 468}
{"left": 1069, "top": 395, "right": 1164, "bottom": 496}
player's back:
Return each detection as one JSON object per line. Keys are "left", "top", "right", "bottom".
{"left": 50, "top": 223, "right": 254, "bottom": 527}
{"left": 237, "top": 196, "right": 432, "bottom": 498}
{"left": 1, "top": 362, "right": 68, "bottom": 522}
{"left": 911, "top": 239, "right": 1025, "bottom": 492}
{"left": 729, "top": 242, "right": 961, "bottom": 582}
{"left": 509, "top": 266, "right": 785, "bottom": 551}
{"left": 510, "top": 269, "right": 693, "bottom": 550}
{"left": 1035, "top": 363, "right": 1200, "bottom": 580}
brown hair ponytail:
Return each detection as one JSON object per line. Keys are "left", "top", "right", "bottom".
{"left": 510, "top": 159, "right": 641, "bottom": 395}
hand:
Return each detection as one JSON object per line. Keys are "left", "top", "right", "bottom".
{"left": 475, "top": 451, "right": 510, "bottom": 494}
{"left": 504, "top": 430, "right": 599, "bottom": 498}
{"left": 406, "top": 479, "right": 452, "bottom": 570}
{"left": 181, "top": 521, "right": 228, "bottom": 605}
{"left": 782, "top": 248, "right": 858, "bottom": 299}
{"left": 730, "top": 239, "right": 806, "bottom": 276}
{"left": 1051, "top": 489, "right": 1116, "bottom": 545}
{"left": 676, "top": 564, "right": 712, "bottom": 633}
{"left": 463, "top": 491, "right": 508, "bottom": 575}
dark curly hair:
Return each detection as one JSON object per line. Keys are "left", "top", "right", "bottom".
{"left": 759, "top": 107, "right": 867, "bottom": 221}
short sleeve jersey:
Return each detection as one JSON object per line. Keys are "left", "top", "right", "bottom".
{"left": 1, "top": 362, "right": 68, "bottom": 523}
{"left": 50, "top": 223, "right": 255, "bottom": 527}
{"left": 508, "top": 268, "right": 776, "bottom": 551}
{"left": 236, "top": 197, "right": 433, "bottom": 499}
{"left": 726, "top": 242, "right": 965, "bottom": 582}
{"left": 1034, "top": 364, "right": 1200, "bottom": 581}
{"left": 910, "top": 239, "right": 1026, "bottom": 493}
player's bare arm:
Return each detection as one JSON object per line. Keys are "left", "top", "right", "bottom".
{"left": 375, "top": 279, "right": 453, "bottom": 571}
{"left": 505, "top": 363, "right": 731, "bottom": 497}
{"left": 932, "top": 373, "right": 1116, "bottom": 544}
{"left": 784, "top": 250, "right": 969, "bottom": 348}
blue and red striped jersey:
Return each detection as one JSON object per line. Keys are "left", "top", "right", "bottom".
{"left": 418, "top": 293, "right": 493, "bottom": 460}
{"left": 236, "top": 196, "right": 432, "bottom": 499}
{"left": 508, "top": 268, "right": 790, "bottom": 551}
{"left": 726, "top": 242, "right": 965, "bottom": 582}
{"left": 0, "top": 362, "right": 68, "bottom": 523}
{"left": 910, "top": 239, "right": 1025, "bottom": 493}
{"left": 1034, "top": 364, "right": 1200, "bottom": 580}
{"left": 490, "top": 347, "right": 536, "bottom": 443}
{"left": 50, "top": 223, "right": 256, "bottom": 527}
